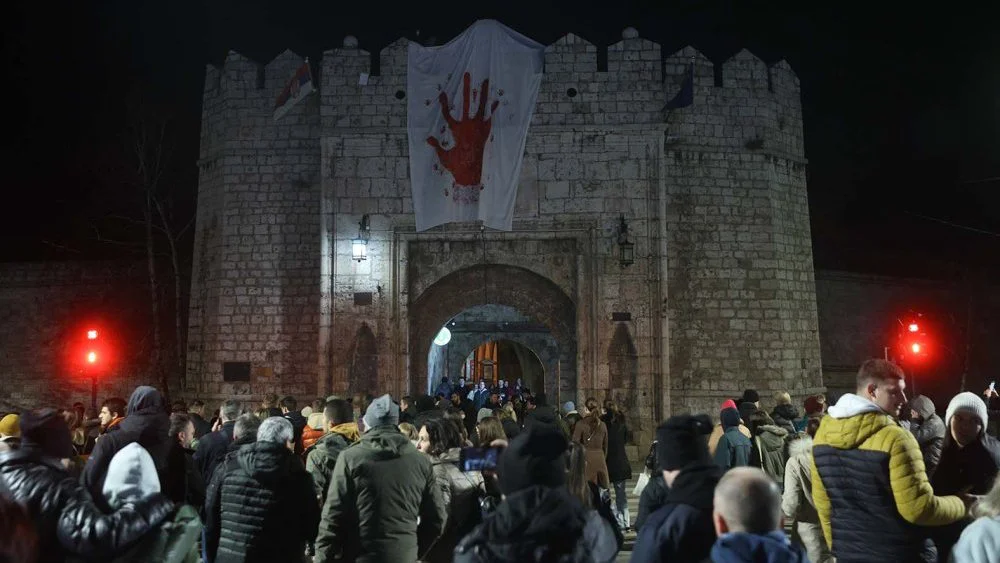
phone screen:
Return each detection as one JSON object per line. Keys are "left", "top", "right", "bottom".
{"left": 460, "top": 446, "right": 502, "bottom": 472}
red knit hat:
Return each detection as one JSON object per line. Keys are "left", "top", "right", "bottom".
{"left": 720, "top": 399, "right": 738, "bottom": 411}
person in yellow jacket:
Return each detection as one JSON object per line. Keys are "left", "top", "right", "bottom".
{"left": 811, "top": 359, "right": 974, "bottom": 563}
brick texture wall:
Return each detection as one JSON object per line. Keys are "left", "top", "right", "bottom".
{"left": 188, "top": 24, "right": 823, "bottom": 445}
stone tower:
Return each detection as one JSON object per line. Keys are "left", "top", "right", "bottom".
{"left": 188, "top": 23, "right": 823, "bottom": 444}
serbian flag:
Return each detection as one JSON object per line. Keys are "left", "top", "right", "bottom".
{"left": 665, "top": 62, "right": 694, "bottom": 110}
{"left": 273, "top": 60, "right": 314, "bottom": 121}
{"left": 407, "top": 20, "right": 544, "bottom": 231}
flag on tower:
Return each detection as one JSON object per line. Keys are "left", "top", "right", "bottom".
{"left": 665, "top": 62, "right": 694, "bottom": 110}
{"left": 407, "top": 20, "right": 544, "bottom": 232}
{"left": 273, "top": 60, "right": 314, "bottom": 121}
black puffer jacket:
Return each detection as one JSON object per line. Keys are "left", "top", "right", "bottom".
{"left": 0, "top": 448, "right": 173, "bottom": 563}
{"left": 81, "top": 386, "right": 171, "bottom": 511}
{"left": 215, "top": 440, "right": 320, "bottom": 563}
{"left": 203, "top": 433, "right": 256, "bottom": 563}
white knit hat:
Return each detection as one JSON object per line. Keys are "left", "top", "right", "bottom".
{"left": 945, "top": 392, "right": 988, "bottom": 434}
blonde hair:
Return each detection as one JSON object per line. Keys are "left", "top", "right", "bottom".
{"left": 398, "top": 422, "right": 418, "bottom": 441}
{"left": 775, "top": 392, "right": 791, "bottom": 406}
{"left": 500, "top": 403, "right": 517, "bottom": 423}
{"left": 974, "top": 475, "right": 1000, "bottom": 518}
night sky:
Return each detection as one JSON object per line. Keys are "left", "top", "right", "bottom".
{"left": 3, "top": 1, "right": 999, "bottom": 280}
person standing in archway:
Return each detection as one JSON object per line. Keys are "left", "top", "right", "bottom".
{"left": 573, "top": 398, "right": 610, "bottom": 491}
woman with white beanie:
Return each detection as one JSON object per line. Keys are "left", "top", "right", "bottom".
{"left": 929, "top": 392, "right": 1000, "bottom": 560}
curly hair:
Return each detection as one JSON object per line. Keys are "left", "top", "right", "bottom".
{"left": 421, "top": 417, "right": 464, "bottom": 456}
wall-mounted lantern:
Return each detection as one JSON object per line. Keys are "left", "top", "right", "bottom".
{"left": 617, "top": 214, "right": 634, "bottom": 268}
{"left": 352, "top": 214, "right": 370, "bottom": 262}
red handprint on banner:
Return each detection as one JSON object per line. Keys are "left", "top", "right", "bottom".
{"left": 426, "top": 72, "right": 499, "bottom": 188}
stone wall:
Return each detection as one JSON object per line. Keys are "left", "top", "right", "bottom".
{"left": 189, "top": 23, "right": 821, "bottom": 446}
{"left": 188, "top": 50, "right": 323, "bottom": 403}
{"left": 0, "top": 261, "right": 152, "bottom": 413}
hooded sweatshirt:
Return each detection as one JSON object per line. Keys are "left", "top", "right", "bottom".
{"left": 710, "top": 531, "right": 808, "bottom": 563}
{"left": 951, "top": 516, "right": 1000, "bottom": 563}
{"left": 812, "top": 393, "right": 965, "bottom": 562}
{"left": 909, "top": 395, "right": 945, "bottom": 477}
{"left": 82, "top": 386, "right": 171, "bottom": 511}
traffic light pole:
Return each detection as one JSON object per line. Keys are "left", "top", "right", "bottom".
{"left": 91, "top": 376, "right": 97, "bottom": 410}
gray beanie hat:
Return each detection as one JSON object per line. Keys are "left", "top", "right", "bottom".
{"left": 945, "top": 392, "right": 988, "bottom": 436}
{"left": 362, "top": 394, "right": 399, "bottom": 431}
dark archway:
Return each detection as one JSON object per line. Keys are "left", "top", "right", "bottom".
{"left": 410, "top": 264, "right": 576, "bottom": 402}
{"left": 347, "top": 323, "right": 378, "bottom": 395}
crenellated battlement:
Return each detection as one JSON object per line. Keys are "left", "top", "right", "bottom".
{"left": 202, "top": 25, "right": 803, "bottom": 159}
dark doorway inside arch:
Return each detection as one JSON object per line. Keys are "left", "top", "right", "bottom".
{"left": 459, "top": 340, "right": 545, "bottom": 395}
{"left": 425, "top": 303, "right": 561, "bottom": 397}
{"left": 412, "top": 265, "right": 575, "bottom": 402}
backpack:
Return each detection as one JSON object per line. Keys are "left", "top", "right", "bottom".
{"left": 111, "top": 505, "right": 201, "bottom": 563}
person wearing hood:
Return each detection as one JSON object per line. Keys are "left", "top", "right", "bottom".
{"left": 708, "top": 400, "right": 752, "bottom": 457}
{"left": 214, "top": 416, "right": 319, "bottom": 563}
{"left": 204, "top": 413, "right": 261, "bottom": 563}
{"left": 928, "top": 392, "right": 1000, "bottom": 561}
{"left": 782, "top": 415, "right": 832, "bottom": 563}
{"left": 306, "top": 398, "right": 359, "bottom": 504}
{"left": 710, "top": 467, "right": 808, "bottom": 563}
{"left": 812, "top": 359, "right": 969, "bottom": 563}
{"left": 81, "top": 385, "right": 172, "bottom": 511}
{"left": 194, "top": 399, "right": 240, "bottom": 485}
{"left": 770, "top": 392, "right": 800, "bottom": 436}
{"left": 0, "top": 408, "right": 174, "bottom": 562}
{"left": 314, "top": 394, "right": 446, "bottom": 563}
{"left": 279, "top": 396, "right": 308, "bottom": 456}
{"left": 747, "top": 410, "right": 790, "bottom": 486}
{"left": 910, "top": 394, "right": 946, "bottom": 478}
{"left": 102, "top": 442, "right": 202, "bottom": 562}
{"left": 523, "top": 393, "right": 570, "bottom": 437}
{"left": 714, "top": 403, "right": 752, "bottom": 470}
{"left": 631, "top": 414, "right": 723, "bottom": 563}
{"left": 455, "top": 424, "right": 615, "bottom": 563}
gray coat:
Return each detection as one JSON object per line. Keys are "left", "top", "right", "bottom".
{"left": 781, "top": 437, "right": 833, "bottom": 563}
{"left": 910, "top": 395, "right": 945, "bottom": 478}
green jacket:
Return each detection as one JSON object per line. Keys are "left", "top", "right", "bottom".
{"left": 306, "top": 431, "right": 352, "bottom": 503}
{"left": 314, "top": 425, "right": 446, "bottom": 563}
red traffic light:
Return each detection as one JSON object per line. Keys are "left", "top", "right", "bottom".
{"left": 911, "top": 343, "right": 921, "bottom": 354}
{"left": 908, "top": 323, "right": 919, "bottom": 333}
{"left": 86, "top": 351, "right": 98, "bottom": 364}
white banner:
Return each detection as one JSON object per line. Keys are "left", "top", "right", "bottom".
{"left": 407, "top": 20, "right": 544, "bottom": 231}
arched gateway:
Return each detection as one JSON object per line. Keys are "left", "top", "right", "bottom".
{"left": 409, "top": 264, "right": 576, "bottom": 402}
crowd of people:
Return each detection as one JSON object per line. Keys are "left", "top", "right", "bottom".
{"left": 1, "top": 361, "right": 1000, "bottom": 562}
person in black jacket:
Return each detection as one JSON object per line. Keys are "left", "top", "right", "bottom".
{"left": 602, "top": 401, "right": 632, "bottom": 530}
{"left": 631, "top": 414, "right": 722, "bottom": 563}
{"left": 194, "top": 399, "right": 240, "bottom": 484}
{"left": 930, "top": 392, "right": 1000, "bottom": 562}
{"left": 214, "top": 416, "right": 319, "bottom": 563}
{"left": 204, "top": 413, "right": 261, "bottom": 563}
{"left": 163, "top": 412, "right": 206, "bottom": 507}
{"left": 81, "top": 385, "right": 171, "bottom": 511}
{"left": 188, "top": 400, "right": 213, "bottom": 440}
{"left": 454, "top": 424, "right": 616, "bottom": 563}
{"left": 280, "top": 396, "right": 308, "bottom": 456}
{"left": 0, "top": 408, "right": 173, "bottom": 562}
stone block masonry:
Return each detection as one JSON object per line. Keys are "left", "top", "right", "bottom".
{"left": 189, "top": 24, "right": 824, "bottom": 445}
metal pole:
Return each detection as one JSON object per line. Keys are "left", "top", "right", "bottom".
{"left": 91, "top": 376, "right": 98, "bottom": 410}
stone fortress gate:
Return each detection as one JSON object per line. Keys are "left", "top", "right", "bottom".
{"left": 186, "top": 24, "right": 824, "bottom": 445}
